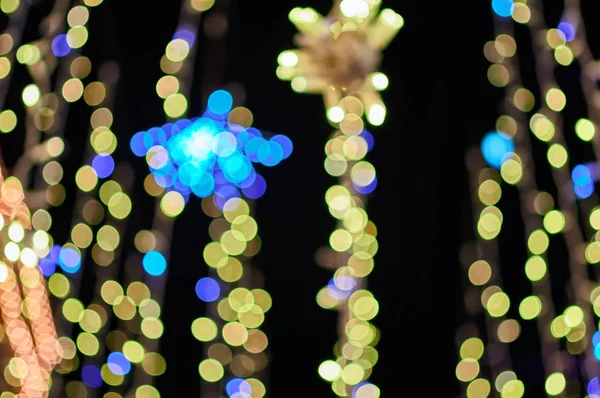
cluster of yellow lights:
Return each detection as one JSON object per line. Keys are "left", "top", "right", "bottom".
{"left": 457, "top": 0, "right": 600, "bottom": 397}
{"left": 277, "top": 0, "right": 403, "bottom": 127}
{"left": 280, "top": 1, "right": 401, "bottom": 396}
{"left": 196, "top": 197, "right": 268, "bottom": 396}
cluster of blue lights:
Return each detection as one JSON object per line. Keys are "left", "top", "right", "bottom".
{"left": 491, "top": 0, "right": 514, "bottom": 17}
{"left": 39, "top": 245, "right": 82, "bottom": 277}
{"left": 571, "top": 163, "right": 596, "bottom": 199}
{"left": 130, "top": 90, "right": 293, "bottom": 210}
{"left": 481, "top": 131, "right": 515, "bottom": 170}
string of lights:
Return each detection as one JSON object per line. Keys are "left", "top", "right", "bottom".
{"left": 126, "top": 0, "right": 205, "bottom": 393}
{"left": 39, "top": 61, "right": 120, "bottom": 397}
{"left": 458, "top": 154, "right": 515, "bottom": 396}
{"left": 565, "top": 0, "right": 600, "bottom": 386}
{"left": 0, "top": 2, "right": 36, "bottom": 388}
{"left": 278, "top": 1, "right": 401, "bottom": 396}
{"left": 131, "top": 92, "right": 293, "bottom": 398}
{"left": 0, "top": 2, "right": 70, "bottom": 395}
{"left": 526, "top": 1, "right": 600, "bottom": 389}
{"left": 63, "top": 62, "right": 128, "bottom": 397}
{"left": 457, "top": 0, "right": 600, "bottom": 395}
{"left": 7, "top": 3, "right": 120, "bottom": 396}
{"left": 0, "top": 0, "right": 29, "bottom": 113}
{"left": 0, "top": 179, "right": 59, "bottom": 397}
{"left": 455, "top": 8, "right": 566, "bottom": 398}
{"left": 190, "top": 1, "right": 270, "bottom": 396}
{"left": 0, "top": 1, "right": 104, "bottom": 396}
{"left": 13, "top": 0, "right": 85, "bottom": 189}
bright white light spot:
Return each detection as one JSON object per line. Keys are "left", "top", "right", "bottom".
{"left": 8, "top": 222, "right": 24, "bottom": 243}
{"left": 278, "top": 51, "right": 299, "bottom": 67}
{"left": 367, "top": 104, "right": 386, "bottom": 126}
{"left": 4, "top": 242, "right": 19, "bottom": 262}
{"left": 340, "top": 0, "right": 369, "bottom": 18}
{"left": 380, "top": 9, "right": 404, "bottom": 28}
{"left": 22, "top": 84, "right": 40, "bottom": 106}
{"left": 371, "top": 73, "right": 389, "bottom": 90}
{"left": 327, "top": 106, "right": 345, "bottom": 123}
{"left": 20, "top": 248, "right": 38, "bottom": 268}
{"left": 0, "top": 262, "right": 8, "bottom": 283}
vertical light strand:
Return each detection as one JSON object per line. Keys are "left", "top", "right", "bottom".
{"left": 457, "top": 153, "right": 515, "bottom": 397}
{"left": 563, "top": 0, "right": 600, "bottom": 387}
{"left": 18, "top": 0, "right": 101, "bottom": 205}
{"left": 0, "top": 0, "right": 29, "bottom": 114}
{"left": 517, "top": 0, "right": 596, "bottom": 391}
{"left": 12, "top": 0, "right": 82, "bottom": 187}
{"left": 13, "top": 0, "right": 71, "bottom": 188}
{"left": 197, "top": 193, "right": 270, "bottom": 397}
{"left": 459, "top": 0, "right": 600, "bottom": 395}
{"left": 0, "top": 3, "right": 99, "bottom": 395}
{"left": 278, "top": 1, "right": 401, "bottom": 396}
{"left": 0, "top": 1, "right": 32, "bottom": 386}
{"left": 525, "top": 6, "right": 594, "bottom": 377}
{"left": 456, "top": 9, "right": 568, "bottom": 396}
{"left": 43, "top": 61, "right": 119, "bottom": 396}
{"left": 127, "top": 0, "right": 205, "bottom": 394}
{"left": 0, "top": 183, "right": 59, "bottom": 397}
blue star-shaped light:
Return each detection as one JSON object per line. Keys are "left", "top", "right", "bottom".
{"left": 130, "top": 90, "right": 293, "bottom": 209}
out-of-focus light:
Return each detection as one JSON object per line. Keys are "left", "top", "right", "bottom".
{"left": 557, "top": 21, "right": 575, "bottom": 42}
{"left": 52, "top": 34, "right": 71, "bottom": 57}
{"left": 572, "top": 164, "right": 596, "bottom": 199}
{"left": 107, "top": 352, "right": 131, "bottom": 376}
{"left": 226, "top": 378, "right": 252, "bottom": 396}
{"left": 318, "top": 360, "right": 342, "bottom": 382}
{"left": 208, "top": 90, "right": 233, "bottom": 115}
{"left": 22, "top": 84, "right": 41, "bottom": 106}
{"left": 371, "top": 72, "right": 389, "bottom": 90}
{"left": 82, "top": 365, "right": 102, "bottom": 388}
{"left": 588, "top": 377, "right": 600, "bottom": 398}
{"left": 131, "top": 90, "right": 292, "bottom": 204}
{"left": 492, "top": 0, "right": 514, "bottom": 17}
{"left": 92, "top": 153, "right": 115, "bottom": 178}
{"left": 59, "top": 247, "right": 81, "bottom": 274}
{"left": 143, "top": 251, "right": 167, "bottom": 276}
{"left": 173, "top": 27, "right": 196, "bottom": 47}
{"left": 327, "top": 107, "right": 345, "bottom": 123}
{"left": 278, "top": 50, "right": 299, "bottom": 67}
{"left": 481, "top": 131, "right": 514, "bottom": 169}
{"left": 367, "top": 104, "right": 386, "bottom": 126}
{"left": 195, "top": 277, "right": 220, "bottom": 302}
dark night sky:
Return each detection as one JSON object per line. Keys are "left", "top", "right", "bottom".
{"left": 7, "top": 0, "right": 600, "bottom": 396}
